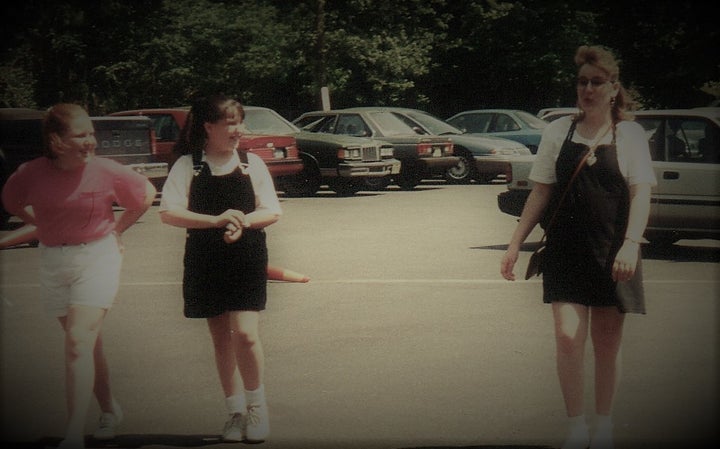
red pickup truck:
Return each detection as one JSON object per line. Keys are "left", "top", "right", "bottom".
{"left": 109, "top": 108, "right": 304, "bottom": 179}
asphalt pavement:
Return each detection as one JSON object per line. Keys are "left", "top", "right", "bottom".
{"left": 1, "top": 182, "right": 718, "bottom": 449}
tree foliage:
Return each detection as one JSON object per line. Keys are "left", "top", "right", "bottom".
{"left": 1, "top": 0, "right": 717, "bottom": 117}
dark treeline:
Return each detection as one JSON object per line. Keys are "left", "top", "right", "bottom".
{"left": 1, "top": 0, "right": 718, "bottom": 119}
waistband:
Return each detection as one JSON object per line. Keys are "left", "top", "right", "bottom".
{"left": 40, "top": 232, "right": 115, "bottom": 249}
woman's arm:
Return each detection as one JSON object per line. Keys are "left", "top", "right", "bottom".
{"left": 115, "top": 179, "right": 156, "bottom": 235}
{"left": 612, "top": 182, "right": 652, "bottom": 281}
{"left": 500, "top": 182, "right": 553, "bottom": 281}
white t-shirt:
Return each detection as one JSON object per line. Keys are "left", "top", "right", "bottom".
{"left": 159, "top": 151, "right": 282, "bottom": 216}
{"left": 529, "top": 116, "right": 657, "bottom": 187}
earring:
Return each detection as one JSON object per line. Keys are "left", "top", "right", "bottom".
{"left": 610, "top": 96, "right": 616, "bottom": 106}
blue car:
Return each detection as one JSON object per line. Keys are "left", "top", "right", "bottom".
{"left": 446, "top": 109, "right": 548, "bottom": 154}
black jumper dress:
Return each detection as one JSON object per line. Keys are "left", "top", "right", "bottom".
{"left": 183, "top": 151, "right": 268, "bottom": 318}
{"left": 542, "top": 121, "right": 645, "bottom": 313}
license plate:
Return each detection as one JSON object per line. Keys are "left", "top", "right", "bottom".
{"left": 433, "top": 148, "right": 441, "bottom": 157}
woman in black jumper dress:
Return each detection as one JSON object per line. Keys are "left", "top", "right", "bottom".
{"left": 501, "top": 46, "right": 656, "bottom": 449}
{"left": 160, "top": 95, "right": 281, "bottom": 443}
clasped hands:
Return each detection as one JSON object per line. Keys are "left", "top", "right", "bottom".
{"left": 216, "top": 209, "right": 248, "bottom": 244}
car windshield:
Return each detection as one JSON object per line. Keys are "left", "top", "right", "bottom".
{"left": 244, "top": 109, "right": 299, "bottom": 135}
{"left": 367, "top": 111, "right": 418, "bottom": 136}
{"left": 400, "top": 111, "right": 461, "bottom": 135}
{"left": 516, "top": 110, "right": 548, "bottom": 129}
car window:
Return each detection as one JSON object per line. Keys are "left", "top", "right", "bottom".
{"left": 516, "top": 110, "right": 549, "bottom": 129}
{"left": 494, "top": 113, "right": 520, "bottom": 132}
{"left": 336, "top": 114, "right": 370, "bottom": 137}
{"left": 636, "top": 116, "right": 718, "bottom": 164}
{"left": 244, "top": 109, "right": 299, "bottom": 134}
{"left": 366, "top": 111, "right": 418, "bottom": 136}
{"left": 449, "top": 113, "right": 491, "bottom": 133}
{"left": 636, "top": 117, "right": 663, "bottom": 161}
{"left": 392, "top": 114, "right": 427, "bottom": 134}
{"left": 295, "top": 115, "right": 336, "bottom": 133}
{"left": 401, "top": 111, "right": 461, "bottom": 135}
{"left": 150, "top": 114, "right": 180, "bottom": 142}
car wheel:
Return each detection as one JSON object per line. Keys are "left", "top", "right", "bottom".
{"left": 444, "top": 151, "right": 475, "bottom": 184}
{"left": 364, "top": 176, "right": 392, "bottom": 191}
{"left": 396, "top": 163, "right": 421, "bottom": 190}
{"left": 475, "top": 173, "right": 498, "bottom": 184}
{"left": 282, "top": 157, "right": 321, "bottom": 197}
{"left": 328, "top": 178, "right": 362, "bottom": 196}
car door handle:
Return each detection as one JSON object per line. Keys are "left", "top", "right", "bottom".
{"left": 663, "top": 171, "right": 679, "bottom": 180}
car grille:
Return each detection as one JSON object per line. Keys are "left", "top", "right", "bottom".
{"left": 362, "top": 145, "right": 380, "bottom": 161}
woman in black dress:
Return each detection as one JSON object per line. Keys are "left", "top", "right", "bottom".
{"left": 501, "top": 46, "right": 657, "bottom": 449}
{"left": 160, "top": 95, "right": 281, "bottom": 443}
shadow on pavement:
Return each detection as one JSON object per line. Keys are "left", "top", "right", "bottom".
{"left": 399, "top": 446, "right": 554, "bottom": 449}
{"left": 5, "top": 434, "right": 225, "bottom": 448}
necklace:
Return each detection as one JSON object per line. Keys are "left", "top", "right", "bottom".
{"left": 585, "top": 123, "right": 612, "bottom": 166}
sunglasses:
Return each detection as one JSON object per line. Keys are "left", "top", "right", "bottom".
{"left": 577, "top": 77, "right": 611, "bottom": 88}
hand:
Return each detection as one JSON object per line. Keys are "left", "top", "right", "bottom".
{"left": 223, "top": 223, "right": 243, "bottom": 244}
{"left": 612, "top": 240, "right": 639, "bottom": 282}
{"left": 215, "top": 209, "right": 246, "bottom": 230}
{"left": 113, "top": 231, "right": 125, "bottom": 254}
{"left": 500, "top": 248, "right": 519, "bottom": 281}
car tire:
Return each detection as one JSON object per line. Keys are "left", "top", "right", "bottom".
{"left": 444, "top": 151, "right": 475, "bottom": 184}
{"left": 282, "top": 156, "right": 321, "bottom": 197}
{"left": 396, "top": 162, "right": 421, "bottom": 190}
{"left": 364, "top": 176, "right": 392, "bottom": 191}
{"left": 328, "top": 178, "right": 362, "bottom": 196}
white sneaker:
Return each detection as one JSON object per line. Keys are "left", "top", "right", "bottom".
{"left": 590, "top": 422, "right": 614, "bottom": 449}
{"left": 222, "top": 412, "right": 245, "bottom": 442}
{"left": 93, "top": 400, "right": 123, "bottom": 440}
{"left": 245, "top": 402, "right": 269, "bottom": 442}
{"left": 561, "top": 423, "right": 590, "bottom": 449}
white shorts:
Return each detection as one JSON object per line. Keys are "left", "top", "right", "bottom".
{"left": 39, "top": 233, "right": 123, "bottom": 317}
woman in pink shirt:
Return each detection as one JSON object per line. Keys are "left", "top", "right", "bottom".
{"left": 1, "top": 103, "right": 156, "bottom": 449}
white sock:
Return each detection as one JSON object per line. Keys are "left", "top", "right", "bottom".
{"left": 245, "top": 384, "right": 265, "bottom": 405}
{"left": 562, "top": 415, "right": 589, "bottom": 449}
{"left": 225, "top": 394, "right": 246, "bottom": 415}
{"left": 591, "top": 414, "right": 614, "bottom": 449}
{"left": 595, "top": 414, "right": 613, "bottom": 429}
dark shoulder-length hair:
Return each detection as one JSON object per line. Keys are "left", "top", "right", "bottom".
{"left": 574, "top": 45, "right": 635, "bottom": 123}
{"left": 173, "top": 95, "right": 245, "bottom": 161}
{"left": 42, "top": 103, "right": 88, "bottom": 158}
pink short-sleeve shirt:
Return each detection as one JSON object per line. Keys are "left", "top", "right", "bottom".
{"left": 1, "top": 157, "right": 148, "bottom": 246}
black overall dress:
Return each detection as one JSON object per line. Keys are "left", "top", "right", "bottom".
{"left": 542, "top": 120, "right": 645, "bottom": 313}
{"left": 183, "top": 151, "right": 268, "bottom": 318}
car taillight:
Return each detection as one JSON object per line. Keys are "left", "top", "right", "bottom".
{"left": 416, "top": 142, "right": 433, "bottom": 156}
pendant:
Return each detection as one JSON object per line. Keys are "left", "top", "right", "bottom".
{"left": 587, "top": 153, "right": 597, "bottom": 166}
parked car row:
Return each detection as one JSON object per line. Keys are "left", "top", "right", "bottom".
{"left": 497, "top": 107, "right": 720, "bottom": 246}
{"left": 111, "top": 105, "right": 541, "bottom": 195}
{"left": 1, "top": 104, "right": 555, "bottom": 218}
